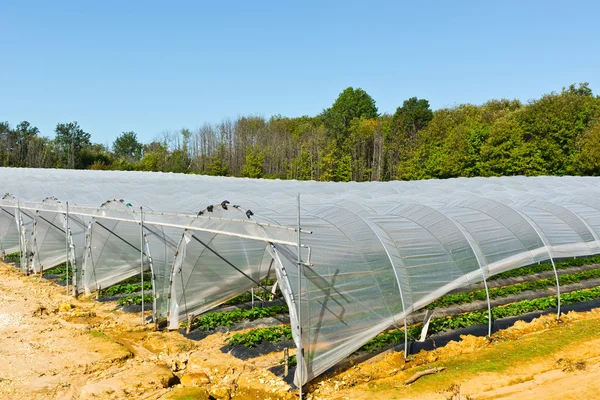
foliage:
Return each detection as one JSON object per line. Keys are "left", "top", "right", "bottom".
{"left": 2, "top": 82, "right": 600, "bottom": 180}
{"left": 54, "top": 121, "right": 92, "bottom": 169}
{"left": 113, "top": 131, "right": 143, "bottom": 162}
{"left": 4, "top": 251, "right": 22, "bottom": 260}
{"left": 226, "top": 325, "right": 293, "bottom": 347}
{"left": 102, "top": 281, "right": 152, "bottom": 296}
{"left": 488, "top": 256, "right": 600, "bottom": 281}
{"left": 359, "top": 285, "right": 600, "bottom": 352}
{"left": 190, "top": 305, "right": 288, "bottom": 331}
{"left": 322, "top": 87, "right": 378, "bottom": 143}
{"left": 427, "top": 266, "right": 600, "bottom": 309}
{"left": 241, "top": 146, "right": 265, "bottom": 178}
{"left": 117, "top": 294, "right": 154, "bottom": 306}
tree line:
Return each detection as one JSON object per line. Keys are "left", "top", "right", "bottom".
{"left": 2, "top": 82, "right": 600, "bottom": 180}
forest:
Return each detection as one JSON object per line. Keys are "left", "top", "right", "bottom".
{"left": 2, "top": 82, "right": 600, "bottom": 181}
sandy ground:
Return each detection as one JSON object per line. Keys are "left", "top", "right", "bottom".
{"left": 2, "top": 259, "right": 600, "bottom": 400}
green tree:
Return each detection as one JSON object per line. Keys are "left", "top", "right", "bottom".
{"left": 207, "top": 144, "right": 229, "bottom": 176}
{"left": 113, "top": 131, "right": 142, "bottom": 161}
{"left": 54, "top": 121, "right": 91, "bottom": 169}
{"left": 138, "top": 142, "right": 169, "bottom": 171}
{"left": 322, "top": 87, "right": 378, "bottom": 143}
{"left": 4, "top": 121, "right": 41, "bottom": 167}
{"left": 241, "top": 146, "right": 265, "bottom": 178}
{"left": 391, "top": 97, "right": 433, "bottom": 140}
{"left": 572, "top": 118, "right": 600, "bottom": 175}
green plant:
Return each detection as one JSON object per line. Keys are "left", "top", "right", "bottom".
{"left": 190, "top": 305, "right": 288, "bottom": 331}
{"left": 4, "top": 251, "right": 23, "bottom": 260}
{"left": 358, "top": 286, "right": 600, "bottom": 353}
{"left": 427, "top": 267, "right": 600, "bottom": 310}
{"left": 117, "top": 294, "right": 154, "bottom": 306}
{"left": 488, "top": 256, "right": 600, "bottom": 281}
{"left": 226, "top": 325, "right": 293, "bottom": 347}
{"left": 279, "top": 354, "right": 297, "bottom": 367}
{"left": 103, "top": 281, "right": 152, "bottom": 296}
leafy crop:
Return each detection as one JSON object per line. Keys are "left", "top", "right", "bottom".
{"left": 279, "top": 354, "right": 297, "bottom": 367}
{"left": 226, "top": 325, "right": 293, "bottom": 347}
{"left": 489, "top": 256, "right": 600, "bottom": 281}
{"left": 359, "top": 286, "right": 600, "bottom": 352}
{"left": 4, "top": 251, "right": 22, "bottom": 260}
{"left": 117, "top": 294, "right": 154, "bottom": 306}
{"left": 103, "top": 281, "right": 152, "bottom": 296}
{"left": 223, "top": 279, "right": 280, "bottom": 306}
{"left": 427, "top": 267, "right": 600, "bottom": 309}
{"left": 189, "top": 305, "right": 288, "bottom": 331}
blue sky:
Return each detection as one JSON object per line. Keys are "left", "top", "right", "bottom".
{"left": 1, "top": 0, "right": 599, "bottom": 144}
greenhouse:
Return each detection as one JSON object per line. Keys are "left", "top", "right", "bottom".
{"left": 1, "top": 167, "right": 600, "bottom": 387}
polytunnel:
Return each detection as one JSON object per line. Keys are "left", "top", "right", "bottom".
{"left": 1, "top": 168, "right": 600, "bottom": 388}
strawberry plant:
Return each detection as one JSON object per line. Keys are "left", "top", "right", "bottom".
{"left": 117, "top": 294, "right": 154, "bottom": 306}
{"left": 226, "top": 325, "right": 293, "bottom": 347}
{"left": 190, "top": 305, "right": 288, "bottom": 331}
{"left": 427, "top": 267, "right": 600, "bottom": 309}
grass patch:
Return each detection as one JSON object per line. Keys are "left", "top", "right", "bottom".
{"left": 401, "top": 317, "right": 600, "bottom": 395}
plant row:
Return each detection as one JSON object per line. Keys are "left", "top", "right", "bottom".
{"left": 223, "top": 279, "right": 279, "bottom": 306}
{"left": 488, "top": 255, "right": 600, "bottom": 281}
{"left": 102, "top": 281, "right": 152, "bottom": 296}
{"left": 222, "top": 286, "right": 600, "bottom": 351}
{"left": 3, "top": 251, "right": 22, "bottom": 260}
{"left": 188, "top": 305, "right": 289, "bottom": 331}
{"left": 117, "top": 294, "right": 154, "bottom": 306}
{"left": 226, "top": 325, "right": 293, "bottom": 347}
{"left": 427, "top": 267, "right": 600, "bottom": 309}
{"left": 364, "top": 285, "right": 600, "bottom": 352}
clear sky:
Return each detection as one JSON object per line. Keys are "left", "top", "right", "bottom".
{"left": 1, "top": 0, "right": 599, "bottom": 144}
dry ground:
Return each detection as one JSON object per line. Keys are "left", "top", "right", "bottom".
{"left": 1, "top": 260, "right": 600, "bottom": 400}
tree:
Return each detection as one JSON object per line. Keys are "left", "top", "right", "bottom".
{"left": 113, "top": 131, "right": 142, "bottom": 161}
{"left": 322, "top": 87, "right": 378, "bottom": 142}
{"left": 54, "top": 121, "right": 91, "bottom": 169}
{"left": 392, "top": 97, "right": 433, "bottom": 140}
{"left": 241, "top": 146, "right": 265, "bottom": 178}
{"left": 572, "top": 118, "right": 600, "bottom": 175}
{"left": 3, "top": 121, "right": 41, "bottom": 167}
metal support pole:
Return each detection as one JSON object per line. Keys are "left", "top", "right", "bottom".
{"left": 404, "top": 318, "right": 408, "bottom": 358}
{"left": 140, "top": 206, "right": 145, "bottom": 325}
{"left": 514, "top": 210, "right": 561, "bottom": 320}
{"left": 17, "top": 200, "right": 23, "bottom": 272}
{"left": 296, "top": 193, "right": 303, "bottom": 399}
{"left": 482, "top": 273, "right": 492, "bottom": 336}
{"left": 64, "top": 203, "right": 69, "bottom": 294}
{"left": 550, "top": 256, "right": 561, "bottom": 319}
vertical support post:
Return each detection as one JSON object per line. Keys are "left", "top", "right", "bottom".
{"left": 17, "top": 200, "right": 23, "bottom": 272}
{"left": 404, "top": 318, "right": 408, "bottom": 359}
{"left": 284, "top": 347, "right": 289, "bottom": 377}
{"left": 65, "top": 202, "right": 70, "bottom": 295}
{"left": 296, "top": 193, "right": 303, "bottom": 399}
{"left": 550, "top": 257, "right": 561, "bottom": 319}
{"left": 140, "top": 206, "right": 145, "bottom": 326}
{"left": 514, "top": 210, "right": 561, "bottom": 320}
{"left": 482, "top": 273, "right": 492, "bottom": 336}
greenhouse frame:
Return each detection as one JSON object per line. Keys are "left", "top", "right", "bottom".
{"left": 1, "top": 167, "right": 600, "bottom": 387}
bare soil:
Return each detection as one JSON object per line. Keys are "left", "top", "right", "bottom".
{"left": 2, "top": 260, "right": 600, "bottom": 400}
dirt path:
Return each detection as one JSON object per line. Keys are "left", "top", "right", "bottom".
{"left": 0, "top": 262, "right": 294, "bottom": 399}
{"left": 2, "top": 259, "right": 600, "bottom": 400}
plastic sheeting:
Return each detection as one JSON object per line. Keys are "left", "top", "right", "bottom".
{"left": 1, "top": 168, "right": 600, "bottom": 386}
